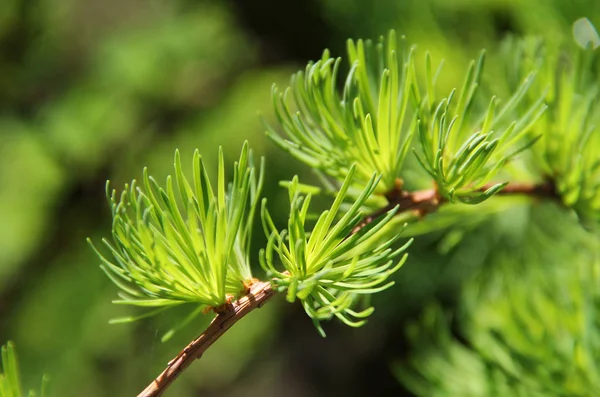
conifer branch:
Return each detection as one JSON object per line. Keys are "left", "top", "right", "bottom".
{"left": 138, "top": 280, "right": 277, "bottom": 397}
{"left": 138, "top": 177, "right": 558, "bottom": 397}
{"left": 92, "top": 23, "right": 598, "bottom": 397}
{"left": 131, "top": 175, "right": 559, "bottom": 397}
{"left": 352, "top": 180, "right": 558, "bottom": 235}
{"left": 138, "top": 176, "right": 559, "bottom": 397}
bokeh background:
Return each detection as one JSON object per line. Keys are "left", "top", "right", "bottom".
{"left": 1, "top": 1, "right": 599, "bottom": 396}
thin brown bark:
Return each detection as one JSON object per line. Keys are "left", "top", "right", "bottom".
{"left": 137, "top": 280, "right": 277, "bottom": 397}
{"left": 139, "top": 179, "right": 558, "bottom": 396}
{"left": 351, "top": 180, "right": 558, "bottom": 235}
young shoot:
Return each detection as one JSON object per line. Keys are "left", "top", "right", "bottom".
{"left": 88, "top": 142, "right": 264, "bottom": 323}
{"left": 260, "top": 164, "right": 412, "bottom": 336}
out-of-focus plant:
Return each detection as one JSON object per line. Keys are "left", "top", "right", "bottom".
{"left": 395, "top": 205, "right": 600, "bottom": 396}
{"left": 0, "top": 342, "right": 48, "bottom": 397}
{"left": 497, "top": 29, "right": 600, "bottom": 225}
{"left": 394, "top": 18, "right": 600, "bottom": 397}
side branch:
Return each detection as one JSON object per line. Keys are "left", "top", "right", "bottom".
{"left": 138, "top": 280, "right": 277, "bottom": 397}
{"left": 352, "top": 180, "right": 559, "bottom": 234}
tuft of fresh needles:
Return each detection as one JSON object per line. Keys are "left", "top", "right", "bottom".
{"left": 88, "top": 142, "right": 264, "bottom": 323}
{"left": 260, "top": 164, "right": 412, "bottom": 336}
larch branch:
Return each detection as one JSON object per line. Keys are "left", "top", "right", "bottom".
{"left": 351, "top": 180, "right": 558, "bottom": 235}
{"left": 138, "top": 179, "right": 558, "bottom": 396}
{"left": 137, "top": 280, "right": 277, "bottom": 397}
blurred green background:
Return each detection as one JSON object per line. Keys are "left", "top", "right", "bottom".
{"left": 1, "top": 0, "right": 599, "bottom": 396}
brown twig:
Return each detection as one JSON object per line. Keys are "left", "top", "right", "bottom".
{"left": 351, "top": 179, "right": 559, "bottom": 235}
{"left": 139, "top": 179, "right": 559, "bottom": 396}
{"left": 137, "top": 280, "right": 277, "bottom": 397}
